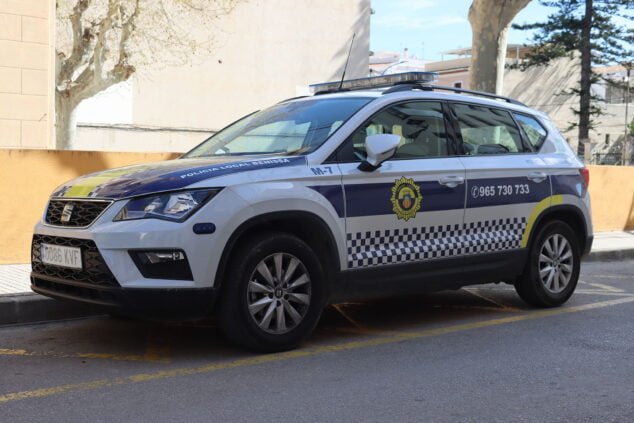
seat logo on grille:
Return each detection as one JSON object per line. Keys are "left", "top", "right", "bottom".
{"left": 61, "top": 203, "right": 74, "bottom": 223}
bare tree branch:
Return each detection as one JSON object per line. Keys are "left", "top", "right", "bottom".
{"left": 58, "top": 0, "right": 90, "bottom": 85}
{"left": 55, "top": 0, "right": 241, "bottom": 149}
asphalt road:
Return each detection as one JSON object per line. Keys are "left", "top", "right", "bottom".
{"left": 1, "top": 260, "right": 633, "bottom": 423}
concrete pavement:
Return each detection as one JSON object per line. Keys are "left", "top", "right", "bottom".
{"left": 0, "top": 264, "right": 30, "bottom": 295}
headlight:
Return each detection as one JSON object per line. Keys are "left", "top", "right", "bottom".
{"left": 114, "top": 189, "right": 220, "bottom": 222}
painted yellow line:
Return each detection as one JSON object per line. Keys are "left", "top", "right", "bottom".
{"left": 331, "top": 304, "right": 365, "bottom": 329}
{"left": 1, "top": 296, "right": 634, "bottom": 404}
{"left": 462, "top": 288, "right": 521, "bottom": 312}
{"left": 579, "top": 280, "right": 624, "bottom": 293}
{"left": 574, "top": 291, "right": 634, "bottom": 296}
{"left": 582, "top": 274, "right": 632, "bottom": 280}
{"left": 0, "top": 349, "right": 28, "bottom": 356}
{"left": 0, "top": 349, "right": 169, "bottom": 363}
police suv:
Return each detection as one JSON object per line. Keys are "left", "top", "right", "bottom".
{"left": 32, "top": 72, "right": 592, "bottom": 352}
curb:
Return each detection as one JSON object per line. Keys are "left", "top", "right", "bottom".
{"left": 585, "top": 248, "right": 634, "bottom": 262}
{"left": 0, "top": 293, "right": 102, "bottom": 326}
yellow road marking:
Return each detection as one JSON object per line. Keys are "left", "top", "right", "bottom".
{"left": 462, "top": 288, "right": 521, "bottom": 312}
{"left": 331, "top": 304, "right": 365, "bottom": 330}
{"left": 582, "top": 274, "right": 631, "bottom": 280}
{"left": 0, "top": 349, "right": 28, "bottom": 356}
{"left": 0, "top": 349, "right": 169, "bottom": 363}
{"left": 144, "top": 328, "right": 172, "bottom": 363}
{"left": 574, "top": 291, "right": 634, "bottom": 296}
{"left": 1, "top": 296, "right": 634, "bottom": 404}
{"left": 579, "top": 280, "right": 624, "bottom": 293}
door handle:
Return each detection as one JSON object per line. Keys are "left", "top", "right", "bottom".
{"left": 528, "top": 172, "right": 548, "bottom": 183}
{"left": 439, "top": 176, "right": 465, "bottom": 188}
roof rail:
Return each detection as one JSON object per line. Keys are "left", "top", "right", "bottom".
{"left": 382, "top": 83, "right": 527, "bottom": 107}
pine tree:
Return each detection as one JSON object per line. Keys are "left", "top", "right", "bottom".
{"left": 513, "top": 0, "right": 634, "bottom": 156}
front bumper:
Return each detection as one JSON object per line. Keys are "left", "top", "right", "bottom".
{"left": 30, "top": 232, "right": 218, "bottom": 320}
{"left": 31, "top": 274, "right": 217, "bottom": 320}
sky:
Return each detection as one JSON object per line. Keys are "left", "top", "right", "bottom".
{"left": 370, "top": 0, "right": 554, "bottom": 61}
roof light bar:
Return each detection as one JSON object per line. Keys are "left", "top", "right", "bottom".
{"left": 309, "top": 72, "right": 438, "bottom": 94}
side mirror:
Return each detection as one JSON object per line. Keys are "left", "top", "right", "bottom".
{"left": 358, "top": 134, "right": 400, "bottom": 171}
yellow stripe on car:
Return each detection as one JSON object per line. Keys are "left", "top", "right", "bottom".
{"left": 520, "top": 194, "right": 563, "bottom": 248}
{"left": 63, "top": 166, "right": 150, "bottom": 198}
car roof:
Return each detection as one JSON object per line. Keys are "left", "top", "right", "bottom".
{"left": 289, "top": 89, "right": 544, "bottom": 119}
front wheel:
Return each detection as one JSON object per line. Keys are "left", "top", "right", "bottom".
{"left": 515, "top": 220, "right": 581, "bottom": 307}
{"left": 217, "top": 231, "right": 326, "bottom": 352}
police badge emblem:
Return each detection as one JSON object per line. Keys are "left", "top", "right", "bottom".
{"left": 390, "top": 176, "right": 422, "bottom": 221}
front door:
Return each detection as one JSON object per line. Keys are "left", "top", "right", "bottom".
{"left": 335, "top": 101, "right": 467, "bottom": 271}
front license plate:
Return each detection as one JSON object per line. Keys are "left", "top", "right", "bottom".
{"left": 40, "top": 243, "right": 82, "bottom": 270}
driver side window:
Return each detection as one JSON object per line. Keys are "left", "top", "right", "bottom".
{"left": 345, "top": 101, "right": 450, "bottom": 162}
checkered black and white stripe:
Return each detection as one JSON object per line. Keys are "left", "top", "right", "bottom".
{"left": 461, "top": 218, "right": 527, "bottom": 255}
{"left": 346, "top": 218, "right": 527, "bottom": 268}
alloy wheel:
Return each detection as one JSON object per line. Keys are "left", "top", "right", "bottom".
{"left": 538, "top": 234, "right": 574, "bottom": 294}
{"left": 246, "top": 253, "right": 312, "bottom": 334}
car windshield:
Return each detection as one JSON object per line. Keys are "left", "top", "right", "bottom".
{"left": 183, "top": 97, "right": 372, "bottom": 158}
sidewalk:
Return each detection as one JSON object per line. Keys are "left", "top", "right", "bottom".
{"left": 2, "top": 231, "right": 633, "bottom": 296}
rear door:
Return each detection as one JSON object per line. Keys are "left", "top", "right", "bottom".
{"left": 450, "top": 102, "right": 552, "bottom": 272}
{"left": 335, "top": 100, "right": 467, "bottom": 271}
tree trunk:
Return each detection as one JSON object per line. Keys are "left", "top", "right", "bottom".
{"left": 469, "top": 0, "right": 530, "bottom": 94}
{"left": 577, "top": 0, "right": 593, "bottom": 157}
{"left": 55, "top": 91, "right": 79, "bottom": 150}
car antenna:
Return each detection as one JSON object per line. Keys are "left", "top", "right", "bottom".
{"left": 338, "top": 32, "right": 356, "bottom": 91}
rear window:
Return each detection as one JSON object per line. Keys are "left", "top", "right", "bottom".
{"left": 513, "top": 113, "right": 548, "bottom": 150}
{"left": 453, "top": 104, "right": 524, "bottom": 155}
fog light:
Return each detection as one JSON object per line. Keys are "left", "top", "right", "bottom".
{"left": 130, "top": 249, "right": 193, "bottom": 280}
{"left": 143, "top": 251, "right": 185, "bottom": 263}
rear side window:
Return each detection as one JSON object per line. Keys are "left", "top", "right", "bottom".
{"left": 453, "top": 104, "right": 524, "bottom": 155}
{"left": 513, "top": 113, "right": 547, "bottom": 150}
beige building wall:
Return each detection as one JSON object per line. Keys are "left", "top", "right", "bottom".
{"left": 0, "top": 0, "right": 54, "bottom": 148}
{"left": 74, "top": 124, "right": 213, "bottom": 153}
{"left": 0, "top": 149, "right": 180, "bottom": 264}
{"left": 130, "top": 0, "right": 370, "bottom": 133}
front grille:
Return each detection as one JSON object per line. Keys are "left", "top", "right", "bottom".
{"left": 31, "top": 235, "right": 119, "bottom": 287}
{"left": 32, "top": 277, "right": 119, "bottom": 306}
{"left": 45, "top": 199, "right": 112, "bottom": 227}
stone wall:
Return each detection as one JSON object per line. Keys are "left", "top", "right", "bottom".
{"left": 0, "top": 0, "right": 53, "bottom": 148}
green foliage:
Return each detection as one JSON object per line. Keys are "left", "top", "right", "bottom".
{"left": 629, "top": 118, "right": 634, "bottom": 137}
{"left": 513, "top": 0, "right": 633, "bottom": 136}
{"left": 513, "top": 0, "right": 634, "bottom": 69}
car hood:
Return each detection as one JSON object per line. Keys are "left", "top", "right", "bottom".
{"left": 52, "top": 156, "right": 306, "bottom": 199}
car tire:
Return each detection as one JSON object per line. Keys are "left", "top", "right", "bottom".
{"left": 217, "top": 231, "right": 326, "bottom": 352}
{"left": 515, "top": 220, "right": 581, "bottom": 307}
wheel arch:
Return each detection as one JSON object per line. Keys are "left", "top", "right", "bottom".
{"left": 525, "top": 204, "right": 589, "bottom": 255}
{"left": 214, "top": 211, "right": 341, "bottom": 296}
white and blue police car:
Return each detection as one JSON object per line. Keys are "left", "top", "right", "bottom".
{"left": 32, "top": 72, "right": 592, "bottom": 351}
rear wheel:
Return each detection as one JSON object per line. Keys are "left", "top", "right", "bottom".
{"left": 217, "top": 231, "right": 326, "bottom": 352}
{"left": 515, "top": 220, "right": 580, "bottom": 307}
